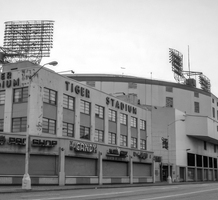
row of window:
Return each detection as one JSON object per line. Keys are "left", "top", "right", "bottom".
{"left": 0, "top": 88, "right": 57, "bottom": 105}
{"left": 166, "top": 97, "right": 201, "bottom": 114}
{"left": 0, "top": 89, "right": 146, "bottom": 130}
{"left": 0, "top": 118, "right": 146, "bottom": 149}
{"left": 107, "top": 132, "right": 146, "bottom": 149}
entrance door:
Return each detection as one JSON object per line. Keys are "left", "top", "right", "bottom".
{"left": 179, "top": 167, "right": 185, "bottom": 182}
{"left": 162, "top": 166, "right": 168, "bottom": 181}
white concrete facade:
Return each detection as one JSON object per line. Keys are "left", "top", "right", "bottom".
{"left": 0, "top": 62, "right": 154, "bottom": 185}
{"left": 69, "top": 74, "right": 218, "bottom": 182}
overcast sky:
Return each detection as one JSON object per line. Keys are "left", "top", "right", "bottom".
{"left": 1, "top": 0, "right": 218, "bottom": 95}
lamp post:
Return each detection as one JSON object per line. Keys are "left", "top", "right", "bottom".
{"left": 167, "top": 119, "right": 185, "bottom": 184}
{"left": 22, "top": 61, "right": 58, "bottom": 190}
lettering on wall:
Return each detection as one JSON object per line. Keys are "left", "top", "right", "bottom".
{"left": 106, "top": 97, "right": 137, "bottom": 114}
{"left": 106, "top": 148, "right": 128, "bottom": 158}
{"left": 0, "top": 136, "right": 57, "bottom": 148}
{"left": 0, "top": 72, "right": 20, "bottom": 89}
{"left": 20, "top": 69, "right": 36, "bottom": 87}
{"left": 65, "top": 81, "right": 90, "bottom": 98}
{"left": 36, "top": 122, "right": 42, "bottom": 131}
{"left": 0, "top": 136, "right": 26, "bottom": 146}
{"left": 153, "top": 156, "right": 162, "bottom": 162}
{"left": 69, "top": 141, "right": 97, "bottom": 153}
{"left": 0, "top": 136, "right": 6, "bottom": 145}
{"left": 133, "top": 151, "right": 148, "bottom": 159}
{"left": 31, "top": 139, "right": 57, "bottom": 147}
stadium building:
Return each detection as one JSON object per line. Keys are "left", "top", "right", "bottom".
{"left": 0, "top": 61, "right": 154, "bottom": 186}
{"left": 67, "top": 73, "right": 218, "bottom": 182}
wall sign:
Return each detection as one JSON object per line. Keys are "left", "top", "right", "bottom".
{"left": 0, "top": 136, "right": 57, "bottom": 148}
{"left": 106, "top": 97, "right": 137, "bottom": 114}
{"left": 8, "top": 137, "right": 26, "bottom": 146}
{"left": 31, "top": 139, "right": 57, "bottom": 147}
{"left": 153, "top": 156, "right": 162, "bottom": 162}
{"left": 106, "top": 148, "right": 128, "bottom": 158}
{"left": 69, "top": 141, "right": 97, "bottom": 153}
{"left": 0, "top": 136, "right": 26, "bottom": 146}
{"left": 0, "top": 72, "right": 20, "bottom": 89}
{"left": 65, "top": 81, "right": 90, "bottom": 98}
{"left": 0, "top": 136, "right": 6, "bottom": 145}
{"left": 133, "top": 151, "right": 148, "bottom": 159}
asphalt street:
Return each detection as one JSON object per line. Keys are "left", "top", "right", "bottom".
{"left": 1, "top": 182, "right": 218, "bottom": 200}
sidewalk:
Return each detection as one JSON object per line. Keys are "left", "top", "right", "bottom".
{"left": 0, "top": 181, "right": 213, "bottom": 194}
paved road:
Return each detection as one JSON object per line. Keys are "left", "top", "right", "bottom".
{"left": 1, "top": 183, "right": 218, "bottom": 200}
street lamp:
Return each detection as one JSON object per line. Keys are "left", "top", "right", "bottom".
{"left": 22, "top": 61, "right": 58, "bottom": 190}
{"left": 57, "top": 70, "right": 74, "bottom": 74}
{"left": 167, "top": 119, "right": 185, "bottom": 184}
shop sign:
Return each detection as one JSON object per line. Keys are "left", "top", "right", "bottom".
{"left": 106, "top": 148, "right": 128, "bottom": 158}
{"left": 8, "top": 137, "right": 26, "bottom": 146}
{"left": 69, "top": 141, "right": 97, "bottom": 153}
{"left": 0, "top": 136, "right": 6, "bottom": 145}
{"left": 31, "top": 139, "right": 57, "bottom": 147}
{"left": 133, "top": 151, "right": 148, "bottom": 159}
{"left": 65, "top": 81, "right": 90, "bottom": 98}
{"left": 106, "top": 97, "right": 137, "bottom": 115}
{"left": 0, "top": 136, "right": 26, "bottom": 146}
{"left": 0, "top": 72, "right": 20, "bottom": 89}
{"left": 153, "top": 156, "right": 162, "bottom": 162}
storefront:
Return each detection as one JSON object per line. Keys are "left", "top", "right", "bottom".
{"left": 0, "top": 134, "right": 154, "bottom": 185}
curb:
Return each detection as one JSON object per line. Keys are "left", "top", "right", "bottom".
{"left": 0, "top": 181, "right": 216, "bottom": 194}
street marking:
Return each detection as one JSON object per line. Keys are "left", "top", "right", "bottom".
{"left": 16, "top": 186, "right": 191, "bottom": 200}
{"left": 22, "top": 193, "right": 60, "bottom": 198}
{"left": 138, "top": 187, "right": 218, "bottom": 200}
{"left": 17, "top": 185, "right": 218, "bottom": 200}
{"left": 18, "top": 188, "right": 170, "bottom": 200}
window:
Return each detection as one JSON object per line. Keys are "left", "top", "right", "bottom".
{"left": 140, "top": 120, "right": 146, "bottom": 130}
{"left": 95, "top": 105, "right": 104, "bottom": 118}
{"left": 166, "top": 86, "right": 173, "bottom": 92}
{"left": 166, "top": 97, "right": 173, "bottom": 107}
{"left": 194, "top": 92, "right": 199, "bottom": 98}
{"left": 80, "top": 100, "right": 90, "bottom": 115}
{"left": 13, "top": 87, "right": 28, "bottom": 103}
{"left": 0, "top": 91, "right": 5, "bottom": 104}
{"left": 120, "top": 135, "right": 127, "bottom": 146}
{"left": 44, "top": 88, "right": 57, "bottom": 105}
{"left": 204, "top": 141, "right": 207, "bottom": 150}
{"left": 80, "top": 126, "right": 90, "bottom": 140}
{"left": 131, "top": 117, "right": 137, "bottom": 128}
{"left": 0, "top": 119, "right": 3, "bottom": 132}
{"left": 95, "top": 129, "right": 104, "bottom": 142}
{"left": 86, "top": 81, "right": 95, "bottom": 87}
{"left": 188, "top": 153, "right": 195, "bottom": 166}
{"left": 217, "top": 111, "right": 218, "bottom": 120}
{"left": 63, "top": 94, "right": 74, "bottom": 110}
{"left": 215, "top": 158, "right": 218, "bottom": 168}
{"left": 212, "top": 107, "right": 215, "bottom": 118}
{"left": 108, "top": 132, "right": 116, "bottom": 144}
{"left": 131, "top": 137, "right": 137, "bottom": 148}
{"left": 63, "top": 122, "right": 74, "bottom": 137}
{"left": 194, "top": 102, "right": 200, "bottom": 113}
{"left": 108, "top": 109, "right": 116, "bottom": 122}
{"left": 42, "top": 118, "right": 56, "bottom": 134}
{"left": 140, "top": 139, "right": 146, "bottom": 150}
{"left": 212, "top": 98, "right": 215, "bottom": 103}
{"left": 120, "top": 113, "right": 127, "bottom": 125}
{"left": 128, "top": 82, "right": 137, "bottom": 89}
{"left": 214, "top": 145, "right": 217, "bottom": 153}
{"left": 12, "top": 117, "right": 27, "bottom": 132}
